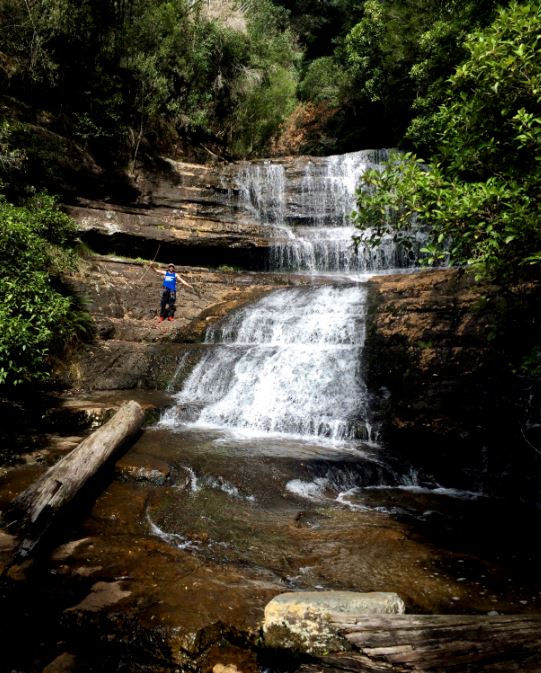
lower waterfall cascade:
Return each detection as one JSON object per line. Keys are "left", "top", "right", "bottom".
{"left": 161, "top": 284, "right": 372, "bottom": 443}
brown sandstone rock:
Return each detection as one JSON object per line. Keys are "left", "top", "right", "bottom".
{"left": 365, "top": 268, "right": 541, "bottom": 496}
{"left": 57, "top": 256, "right": 312, "bottom": 391}
{"left": 67, "top": 158, "right": 271, "bottom": 269}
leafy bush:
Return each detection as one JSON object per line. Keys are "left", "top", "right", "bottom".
{"left": 299, "top": 57, "right": 346, "bottom": 107}
{"left": 0, "top": 195, "right": 92, "bottom": 387}
{"left": 352, "top": 2, "right": 541, "bottom": 280}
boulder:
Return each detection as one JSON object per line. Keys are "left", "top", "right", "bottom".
{"left": 262, "top": 590, "right": 405, "bottom": 654}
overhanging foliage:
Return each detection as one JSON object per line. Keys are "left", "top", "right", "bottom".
{"left": 352, "top": 1, "right": 541, "bottom": 279}
{"left": 0, "top": 195, "right": 92, "bottom": 387}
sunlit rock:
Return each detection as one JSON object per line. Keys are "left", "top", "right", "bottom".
{"left": 262, "top": 590, "right": 405, "bottom": 654}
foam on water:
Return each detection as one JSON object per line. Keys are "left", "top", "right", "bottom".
{"left": 162, "top": 285, "right": 372, "bottom": 443}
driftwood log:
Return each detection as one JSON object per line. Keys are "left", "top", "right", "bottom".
{"left": 9, "top": 399, "right": 144, "bottom": 559}
{"left": 300, "top": 613, "right": 541, "bottom": 673}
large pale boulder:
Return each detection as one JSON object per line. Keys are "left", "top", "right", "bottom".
{"left": 262, "top": 590, "right": 405, "bottom": 654}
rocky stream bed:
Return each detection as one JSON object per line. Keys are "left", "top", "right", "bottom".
{"left": 0, "top": 259, "right": 540, "bottom": 673}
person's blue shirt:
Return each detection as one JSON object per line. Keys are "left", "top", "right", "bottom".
{"left": 163, "top": 271, "right": 176, "bottom": 291}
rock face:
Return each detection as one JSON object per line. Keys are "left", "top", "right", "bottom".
{"left": 66, "top": 151, "right": 391, "bottom": 272}
{"left": 67, "top": 158, "right": 272, "bottom": 270}
{"left": 365, "top": 268, "right": 541, "bottom": 500}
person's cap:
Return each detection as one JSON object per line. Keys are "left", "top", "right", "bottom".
{"left": 167, "top": 263, "right": 175, "bottom": 269}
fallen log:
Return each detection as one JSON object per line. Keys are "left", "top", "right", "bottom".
{"left": 8, "top": 400, "right": 145, "bottom": 559}
{"left": 300, "top": 613, "right": 541, "bottom": 673}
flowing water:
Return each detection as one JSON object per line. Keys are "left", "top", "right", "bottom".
{"left": 145, "top": 150, "right": 540, "bottom": 615}
{"left": 236, "top": 149, "right": 421, "bottom": 272}
{"left": 162, "top": 285, "right": 371, "bottom": 442}
{"left": 162, "top": 150, "right": 416, "bottom": 442}
{"left": 2, "top": 152, "right": 540, "bottom": 673}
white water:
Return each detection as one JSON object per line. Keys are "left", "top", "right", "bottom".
{"left": 162, "top": 149, "right": 412, "bottom": 444}
{"left": 162, "top": 284, "right": 371, "bottom": 442}
{"left": 236, "top": 149, "right": 419, "bottom": 272}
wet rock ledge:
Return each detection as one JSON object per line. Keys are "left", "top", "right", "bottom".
{"left": 67, "top": 159, "right": 272, "bottom": 270}
{"left": 56, "top": 255, "right": 320, "bottom": 392}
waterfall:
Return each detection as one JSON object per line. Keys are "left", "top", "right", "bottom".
{"left": 236, "top": 149, "right": 419, "bottom": 272}
{"left": 162, "top": 285, "right": 372, "bottom": 442}
{"left": 162, "top": 149, "right": 412, "bottom": 444}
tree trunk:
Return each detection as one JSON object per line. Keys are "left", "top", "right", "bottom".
{"left": 9, "top": 400, "right": 145, "bottom": 559}
{"left": 300, "top": 614, "right": 541, "bottom": 673}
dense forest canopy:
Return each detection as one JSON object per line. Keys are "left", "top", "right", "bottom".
{"left": 0, "top": 0, "right": 512, "bottom": 169}
{"left": 0, "top": 0, "right": 540, "bottom": 386}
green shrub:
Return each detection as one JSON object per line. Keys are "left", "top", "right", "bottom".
{"left": 299, "top": 57, "right": 345, "bottom": 107}
{"left": 0, "top": 195, "right": 92, "bottom": 387}
{"left": 352, "top": 2, "right": 541, "bottom": 280}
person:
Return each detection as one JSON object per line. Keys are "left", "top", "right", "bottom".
{"left": 152, "top": 263, "right": 195, "bottom": 322}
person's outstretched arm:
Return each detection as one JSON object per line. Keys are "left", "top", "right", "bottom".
{"left": 176, "top": 273, "right": 195, "bottom": 290}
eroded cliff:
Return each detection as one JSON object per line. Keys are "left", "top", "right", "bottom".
{"left": 366, "top": 269, "right": 541, "bottom": 502}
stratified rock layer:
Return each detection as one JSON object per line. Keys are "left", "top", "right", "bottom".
{"left": 366, "top": 268, "right": 541, "bottom": 500}
{"left": 68, "top": 159, "right": 271, "bottom": 269}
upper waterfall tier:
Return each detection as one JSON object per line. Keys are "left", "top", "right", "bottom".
{"left": 71, "top": 149, "right": 420, "bottom": 273}
{"left": 235, "top": 149, "right": 419, "bottom": 273}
